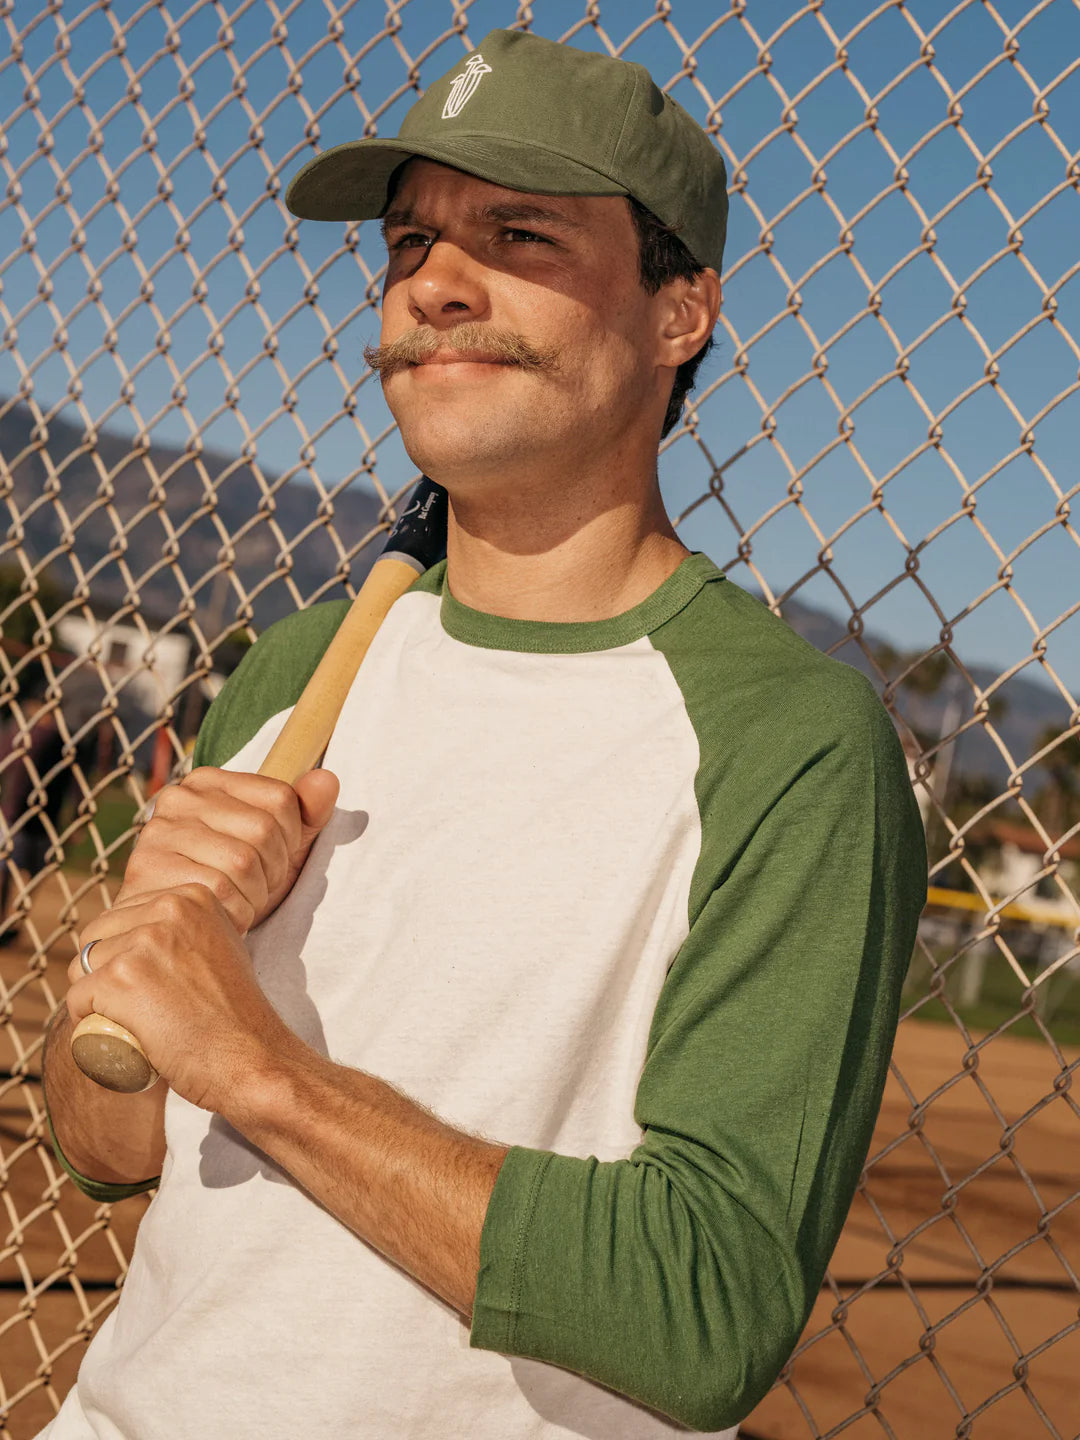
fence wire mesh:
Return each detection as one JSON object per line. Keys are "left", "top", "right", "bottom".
{"left": 1, "top": 1, "right": 1078, "bottom": 1436}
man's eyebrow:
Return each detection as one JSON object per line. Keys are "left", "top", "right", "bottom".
{"left": 471, "top": 202, "right": 585, "bottom": 232}
{"left": 380, "top": 206, "right": 422, "bottom": 239}
{"left": 380, "top": 200, "right": 585, "bottom": 241}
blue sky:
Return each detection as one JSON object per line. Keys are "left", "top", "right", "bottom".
{"left": 1, "top": 0, "right": 1078, "bottom": 696}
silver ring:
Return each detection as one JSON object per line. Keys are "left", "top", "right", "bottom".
{"left": 79, "top": 940, "right": 99, "bottom": 976}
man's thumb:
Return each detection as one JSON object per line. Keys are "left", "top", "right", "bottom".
{"left": 294, "top": 768, "right": 340, "bottom": 842}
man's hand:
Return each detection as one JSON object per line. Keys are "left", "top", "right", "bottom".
{"left": 58, "top": 762, "right": 506, "bottom": 1323}
{"left": 119, "top": 767, "right": 340, "bottom": 933}
{"left": 60, "top": 765, "right": 339, "bottom": 1111}
{"left": 64, "top": 883, "right": 307, "bottom": 1113}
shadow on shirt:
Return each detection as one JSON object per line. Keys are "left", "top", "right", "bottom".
{"left": 509, "top": 1356, "right": 699, "bottom": 1436}
{"left": 197, "top": 805, "right": 370, "bottom": 1188}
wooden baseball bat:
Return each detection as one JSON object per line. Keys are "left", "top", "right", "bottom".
{"left": 70, "top": 478, "right": 449, "bottom": 1093}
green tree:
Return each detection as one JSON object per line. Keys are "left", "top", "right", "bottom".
{"left": 1033, "top": 724, "right": 1080, "bottom": 837}
{"left": 0, "top": 563, "right": 66, "bottom": 648}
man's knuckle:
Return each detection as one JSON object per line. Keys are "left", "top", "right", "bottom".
{"left": 151, "top": 785, "right": 183, "bottom": 818}
{"left": 138, "top": 814, "right": 169, "bottom": 848}
{"left": 105, "top": 954, "right": 138, "bottom": 989}
{"left": 155, "top": 891, "right": 190, "bottom": 925}
{"left": 185, "top": 766, "right": 219, "bottom": 787}
{"left": 209, "top": 868, "right": 235, "bottom": 902}
{"left": 225, "top": 842, "right": 258, "bottom": 879}
{"left": 180, "top": 881, "right": 218, "bottom": 910}
{"left": 265, "top": 781, "right": 299, "bottom": 822}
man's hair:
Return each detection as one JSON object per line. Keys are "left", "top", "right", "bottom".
{"left": 627, "top": 197, "right": 715, "bottom": 439}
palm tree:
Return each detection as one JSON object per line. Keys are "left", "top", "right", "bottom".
{"left": 1033, "top": 724, "right": 1080, "bottom": 839}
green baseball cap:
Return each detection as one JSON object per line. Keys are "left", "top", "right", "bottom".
{"left": 285, "top": 29, "right": 727, "bottom": 273}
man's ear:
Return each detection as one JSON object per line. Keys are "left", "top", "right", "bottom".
{"left": 657, "top": 268, "right": 721, "bottom": 368}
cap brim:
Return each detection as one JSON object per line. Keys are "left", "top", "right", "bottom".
{"left": 285, "top": 136, "right": 628, "bottom": 222}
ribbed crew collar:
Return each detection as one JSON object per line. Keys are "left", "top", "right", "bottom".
{"left": 437, "top": 551, "right": 723, "bottom": 654}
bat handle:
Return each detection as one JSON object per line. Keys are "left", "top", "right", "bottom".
{"left": 70, "top": 1014, "right": 159, "bottom": 1093}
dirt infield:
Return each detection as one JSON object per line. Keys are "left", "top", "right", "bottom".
{"left": 743, "top": 1022, "right": 1080, "bottom": 1439}
{"left": 0, "top": 872, "right": 141, "bottom": 1439}
{"left": 1, "top": 872, "right": 1077, "bottom": 1439}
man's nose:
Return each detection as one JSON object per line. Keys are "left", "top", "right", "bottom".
{"left": 406, "top": 240, "right": 490, "bottom": 325}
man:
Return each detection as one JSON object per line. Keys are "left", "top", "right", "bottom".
{"left": 40, "top": 29, "right": 927, "bottom": 1439}
{"left": 0, "top": 662, "right": 90, "bottom": 945}
{"left": 0, "top": 663, "right": 60, "bottom": 941}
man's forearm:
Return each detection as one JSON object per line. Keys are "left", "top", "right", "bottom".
{"left": 43, "top": 1004, "right": 167, "bottom": 1186}
{"left": 223, "top": 1037, "right": 509, "bottom": 1319}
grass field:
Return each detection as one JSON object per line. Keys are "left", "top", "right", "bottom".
{"left": 907, "top": 939, "right": 1080, "bottom": 1048}
{"left": 56, "top": 786, "right": 139, "bottom": 876}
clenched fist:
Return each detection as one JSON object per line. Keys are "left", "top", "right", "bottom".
{"left": 62, "top": 766, "right": 339, "bottom": 1106}
{"left": 120, "top": 766, "right": 340, "bottom": 933}
{"left": 65, "top": 883, "right": 306, "bottom": 1113}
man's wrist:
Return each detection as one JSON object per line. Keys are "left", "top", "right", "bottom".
{"left": 216, "top": 1027, "right": 319, "bottom": 1138}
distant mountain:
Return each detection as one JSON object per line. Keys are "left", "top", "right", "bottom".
{"left": 1, "top": 397, "right": 1068, "bottom": 787}
{"left": 772, "top": 593, "right": 1069, "bottom": 787}
{"left": 0, "top": 398, "right": 387, "bottom": 635}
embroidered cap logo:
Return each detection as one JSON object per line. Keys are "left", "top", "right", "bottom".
{"left": 441, "top": 53, "right": 492, "bottom": 120}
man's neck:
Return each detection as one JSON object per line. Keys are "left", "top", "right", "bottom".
{"left": 441, "top": 477, "right": 691, "bottom": 623}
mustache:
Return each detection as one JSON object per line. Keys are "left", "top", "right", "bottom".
{"left": 364, "top": 323, "right": 559, "bottom": 380}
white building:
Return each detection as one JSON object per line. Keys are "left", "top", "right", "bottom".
{"left": 55, "top": 613, "right": 192, "bottom": 721}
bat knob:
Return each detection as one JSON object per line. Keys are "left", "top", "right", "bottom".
{"left": 70, "top": 1014, "right": 159, "bottom": 1094}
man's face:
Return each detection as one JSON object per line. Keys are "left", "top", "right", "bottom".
{"left": 372, "top": 159, "right": 668, "bottom": 492}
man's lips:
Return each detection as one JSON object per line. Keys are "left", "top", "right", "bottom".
{"left": 412, "top": 352, "right": 510, "bottom": 367}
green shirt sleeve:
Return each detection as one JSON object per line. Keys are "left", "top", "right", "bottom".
{"left": 192, "top": 573, "right": 437, "bottom": 768}
{"left": 192, "top": 599, "right": 351, "bottom": 769}
{"left": 44, "top": 1112, "right": 159, "bottom": 1204}
{"left": 470, "top": 638, "right": 927, "bottom": 1430}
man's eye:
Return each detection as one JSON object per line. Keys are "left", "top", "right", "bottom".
{"left": 503, "top": 229, "right": 549, "bottom": 244}
{"left": 391, "top": 233, "right": 432, "bottom": 250}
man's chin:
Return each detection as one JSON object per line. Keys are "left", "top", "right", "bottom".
{"left": 395, "top": 409, "right": 543, "bottom": 484}
{"left": 390, "top": 377, "right": 541, "bottom": 457}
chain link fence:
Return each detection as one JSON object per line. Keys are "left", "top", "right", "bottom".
{"left": 1, "top": 1, "right": 1078, "bottom": 1436}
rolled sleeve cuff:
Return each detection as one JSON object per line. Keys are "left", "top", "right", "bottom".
{"left": 469, "top": 1144, "right": 554, "bottom": 1355}
{"left": 44, "top": 1111, "right": 159, "bottom": 1205}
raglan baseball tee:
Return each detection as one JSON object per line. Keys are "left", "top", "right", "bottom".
{"left": 43, "top": 553, "right": 927, "bottom": 1437}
